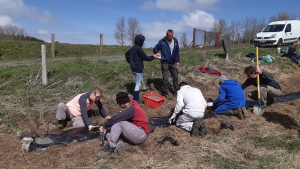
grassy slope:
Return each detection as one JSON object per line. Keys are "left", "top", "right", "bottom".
{"left": 0, "top": 42, "right": 300, "bottom": 168}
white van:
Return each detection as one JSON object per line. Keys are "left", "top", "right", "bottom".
{"left": 253, "top": 20, "right": 300, "bottom": 47}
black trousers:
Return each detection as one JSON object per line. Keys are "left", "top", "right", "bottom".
{"left": 161, "top": 63, "right": 178, "bottom": 95}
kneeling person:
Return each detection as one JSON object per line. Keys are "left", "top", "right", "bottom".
{"left": 55, "top": 87, "right": 108, "bottom": 130}
{"left": 212, "top": 75, "right": 246, "bottom": 119}
{"left": 97, "top": 92, "right": 149, "bottom": 157}
{"left": 169, "top": 82, "right": 207, "bottom": 136}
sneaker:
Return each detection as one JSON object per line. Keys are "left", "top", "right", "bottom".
{"left": 114, "top": 143, "right": 128, "bottom": 155}
{"left": 97, "top": 144, "right": 115, "bottom": 157}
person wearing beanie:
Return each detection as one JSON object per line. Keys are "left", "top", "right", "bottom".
{"left": 125, "top": 34, "right": 158, "bottom": 104}
{"left": 168, "top": 82, "right": 208, "bottom": 137}
{"left": 211, "top": 75, "right": 246, "bottom": 119}
{"left": 97, "top": 92, "right": 149, "bottom": 157}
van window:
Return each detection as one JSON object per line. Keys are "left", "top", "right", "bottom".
{"left": 263, "top": 24, "right": 285, "bottom": 32}
{"left": 285, "top": 24, "right": 291, "bottom": 32}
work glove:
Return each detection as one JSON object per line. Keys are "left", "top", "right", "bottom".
{"left": 169, "top": 114, "right": 176, "bottom": 124}
{"left": 88, "top": 125, "right": 99, "bottom": 131}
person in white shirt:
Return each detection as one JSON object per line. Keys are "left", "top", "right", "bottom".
{"left": 168, "top": 82, "right": 208, "bottom": 136}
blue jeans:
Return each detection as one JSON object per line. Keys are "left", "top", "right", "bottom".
{"left": 134, "top": 72, "right": 143, "bottom": 91}
{"left": 289, "top": 55, "right": 300, "bottom": 65}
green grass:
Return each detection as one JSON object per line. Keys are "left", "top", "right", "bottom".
{"left": 1, "top": 42, "right": 300, "bottom": 168}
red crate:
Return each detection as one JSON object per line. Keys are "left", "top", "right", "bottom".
{"left": 143, "top": 92, "right": 165, "bottom": 109}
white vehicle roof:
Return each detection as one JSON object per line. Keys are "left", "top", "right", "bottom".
{"left": 269, "top": 20, "right": 300, "bottom": 25}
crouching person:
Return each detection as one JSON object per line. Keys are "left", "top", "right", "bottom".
{"left": 55, "top": 87, "right": 108, "bottom": 130}
{"left": 212, "top": 75, "right": 246, "bottom": 119}
{"left": 97, "top": 92, "right": 149, "bottom": 157}
{"left": 169, "top": 82, "right": 208, "bottom": 137}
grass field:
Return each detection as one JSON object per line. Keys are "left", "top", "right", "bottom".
{"left": 0, "top": 40, "right": 300, "bottom": 169}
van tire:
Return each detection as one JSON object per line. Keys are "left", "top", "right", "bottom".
{"left": 277, "top": 39, "right": 282, "bottom": 47}
{"left": 297, "top": 38, "right": 300, "bottom": 44}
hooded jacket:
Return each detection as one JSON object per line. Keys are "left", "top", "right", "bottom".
{"left": 153, "top": 37, "right": 180, "bottom": 64}
{"left": 125, "top": 35, "right": 154, "bottom": 73}
{"left": 214, "top": 80, "right": 246, "bottom": 105}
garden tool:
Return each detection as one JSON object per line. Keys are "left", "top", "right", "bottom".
{"left": 253, "top": 46, "right": 267, "bottom": 115}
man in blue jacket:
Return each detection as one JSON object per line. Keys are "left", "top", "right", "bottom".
{"left": 212, "top": 75, "right": 246, "bottom": 119}
{"left": 153, "top": 29, "right": 180, "bottom": 99}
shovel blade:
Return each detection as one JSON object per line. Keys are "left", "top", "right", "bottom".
{"left": 253, "top": 105, "right": 267, "bottom": 116}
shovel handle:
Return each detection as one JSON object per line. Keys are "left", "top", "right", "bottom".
{"left": 255, "top": 46, "right": 261, "bottom": 105}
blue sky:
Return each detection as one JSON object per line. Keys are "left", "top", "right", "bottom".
{"left": 0, "top": 0, "right": 299, "bottom": 46}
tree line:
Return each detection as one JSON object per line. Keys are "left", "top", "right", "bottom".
{"left": 113, "top": 11, "right": 299, "bottom": 47}
{"left": 208, "top": 11, "right": 300, "bottom": 46}
{"left": 0, "top": 23, "right": 44, "bottom": 42}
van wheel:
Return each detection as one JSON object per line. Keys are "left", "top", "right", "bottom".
{"left": 297, "top": 38, "right": 300, "bottom": 44}
{"left": 277, "top": 39, "right": 282, "bottom": 47}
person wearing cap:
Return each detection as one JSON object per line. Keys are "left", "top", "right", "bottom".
{"left": 55, "top": 87, "right": 109, "bottom": 130}
{"left": 97, "top": 92, "right": 149, "bottom": 157}
{"left": 242, "top": 66, "right": 281, "bottom": 106}
{"left": 211, "top": 75, "right": 246, "bottom": 119}
{"left": 168, "top": 82, "right": 208, "bottom": 137}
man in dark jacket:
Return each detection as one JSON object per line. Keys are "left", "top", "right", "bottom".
{"left": 287, "top": 42, "right": 300, "bottom": 66}
{"left": 97, "top": 92, "right": 149, "bottom": 157}
{"left": 125, "top": 34, "right": 157, "bottom": 103}
{"left": 242, "top": 66, "right": 281, "bottom": 106}
{"left": 212, "top": 75, "right": 245, "bottom": 119}
{"left": 153, "top": 29, "right": 180, "bottom": 99}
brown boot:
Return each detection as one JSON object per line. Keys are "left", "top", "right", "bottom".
{"left": 220, "top": 109, "right": 242, "bottom": 120}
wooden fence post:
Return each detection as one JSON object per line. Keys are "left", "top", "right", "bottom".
{"left": 100, "top": 34, "right": 103, "bottom": 55}
{"left": 41, "top": 45, "right": 48, "bottom": 85}
{"left": 51, "top": 34, "right": 55, "bottom": 58}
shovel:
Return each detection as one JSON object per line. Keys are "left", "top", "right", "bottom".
{"left": 253, "top": 46, "right": 267, "bottom": 115}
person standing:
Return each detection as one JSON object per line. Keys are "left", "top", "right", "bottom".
{"left": 211, "top": 75, "right": 246, "bottom": 119}
{"left": 287, "top": 42, "right": 300, "bottom": 66}
{"left": 153, "top": 29, "right": 180, "bottom": 99}
{"left": 242, "top": 66, "right": 282, "bottom": 106}
{"left": 125, "top": 34, "right": 157, "bottom": 104}
{"left": 168, "top": 82, "right": 207, "bottom": 137}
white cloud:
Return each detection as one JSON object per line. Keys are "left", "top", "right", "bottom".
{"left": 147, "top": 0, "right": 220, "bottom": 12}
{"left": 0, "top": 15, "right": 13, "bottom": 26}
{"left": 182, "top": 10, "right": 215, "bottom": 28}
{"left": 37, "top": 29, "right": 50, "bottom": 35}
{"left": 139, "top": 1, "right": 156, "bottom": 10}
{"left": 0, "top": 0, "right": 59, "bottom": 23}
{"left": 141, "top": 10, "right": 215, "bottom": 40}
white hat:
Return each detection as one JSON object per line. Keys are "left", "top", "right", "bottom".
{"left": 218, "top": 75, "right": 228, "bottom": 84}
